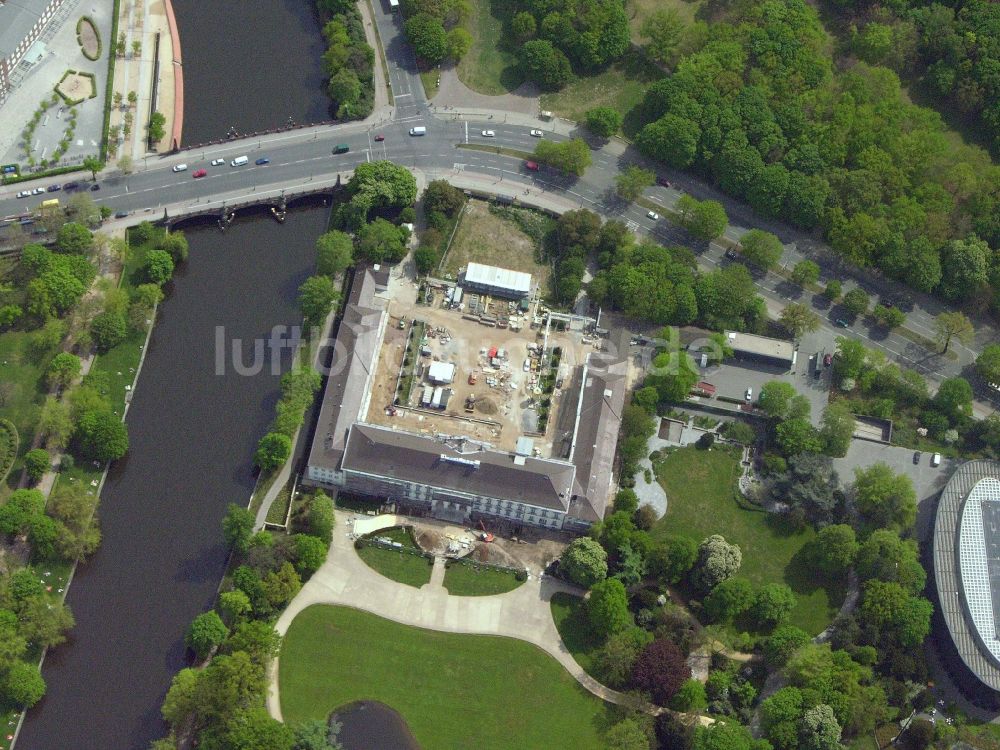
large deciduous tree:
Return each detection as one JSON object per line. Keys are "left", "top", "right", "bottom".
{"left": 587, "top": 577, "right": 632, "bottom": 639}
{"left": 73, "top": 409, "right": 129, "bottom": 461}
{"left": 853, "top": 463, "right": 916, "bottom": 532}
{"left": 631, "top": 638, "right": 690, "bottom": 705}
{"left": 560, "top": 537, "right": 608, "bottom": 587}
{"left": 693, "top": 534, "right": 741, "bottom": 591}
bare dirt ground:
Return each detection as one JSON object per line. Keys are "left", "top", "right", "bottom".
{"left": 57, "top": 73, "right": 96, "bottom": 102}
{"left": 78, "top": 19, "right": 100, "bottom": 58}
{"left": 441, "top": 200, "right": 552, "bottom": 291}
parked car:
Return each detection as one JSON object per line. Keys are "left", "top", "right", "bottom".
{"left": 646, "top": 210, "right": 660, "bottom": 220}
{"left": 255, "top": 157, "right": 270, "bottom": 165}
{"left": 913, "top": 451, "right": 921, "bottom": 464}
{"left": 90, "top": 183, "right": 100, "bottom": 191}
{"left": 931, "top": 453, "right": 942, "bottom": 467}
{"left": 745, "top": 387, "right": 753, "bottom": 402}
{"left": 32, "top": 187, "right": 45, "bottom": 195}
{"left": 62, "top": 181, "right": 79, "bottom": 191}
{"left": 47, "top": 184, "right": 61, "bottom": 192}
{"left": 823, "top": 353, "right": 833, "bottom": 367}
{"left": 725, "top": 248, "right": 738, "bottom": 260}
{"left": 525, "top": 161, "right": 539, "bottom": 171}
{"left": 529, "top": 129, "right": 543, "bottom": 137}
{"left": 373, "top": 134, "right": 385, "bottom": 142}
{"left": 835, "top": 318, "right": 850, "bottom": 327}
{"left": 481, "top": 130, "right": 495, "bottom": 137}
{"left": 657, "top": 176, "right": 671, "bottom": 187}
{"left": 192, "top": 169, "right": 207, "bottom": 178}
{"left": 114, "top": 211, "right": 129, "bottom": 218}
{"left": 15, "top": 191, "right": 27, "bottom": 198}
{"left": 172, "top": 163, "right": 188, "bottom": 172}
{"left": 211, "top": 158, "right": 225, "bottom": 166}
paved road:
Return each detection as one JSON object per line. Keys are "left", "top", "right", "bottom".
{"left": 2, "top": 0, "right": 997, "bottom": 414}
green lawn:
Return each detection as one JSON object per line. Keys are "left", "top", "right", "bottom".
{"left": 539, "top": 50, "right": 657, "bottom": 135}
{"left": 627, "top": 0, "right": 704, "bottom": 44}
{"left": 442, "top": 561, "right": 524, "bottom": 596}
{"left": 356, "top": 526, "right": 433, "bottom": 588}
{"left": 456, "top": 0, "right": 523, "bottom": 95}
{"left": 550, "top": 592, "right": 604, "bottom": 676}
{"left": 280, "top": 605, "right": 612, "bottom": 749}
{"left": 654, "top": 447, "right": 843, "bottom": 635}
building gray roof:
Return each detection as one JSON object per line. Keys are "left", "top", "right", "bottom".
{"left": 342, "top": 423, "right": 576, "bottom": 511}
{"left": 306, "top": 266, "right": 388, "bottom": 473}
{"left": 725, "top": 330, "right": 795, "bottom": 363}
{"left": 0, "top": 0, "right": 49, "bottom": 60}
{"left": 934, "top": 459, "right": 1000, "bottom": 691}
{"left": 462, "top": 262, "right": 532, "bottom": 295}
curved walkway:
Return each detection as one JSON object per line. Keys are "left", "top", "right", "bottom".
{"left": 267, "top": 510, "right": 639, "bottom": 721}
{"left": 434, "top": 63, "right": 541, "bottom": 115}
{"left": 162, "top": 0, "right": 183, "bottom": 148}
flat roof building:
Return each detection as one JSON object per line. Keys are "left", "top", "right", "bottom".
{"left": 724, "top": 330, "right": 797, "bottom": 369}
{"left": 461, "top": 262, "right": 532, "bottom": 299}
{"left": 1, "top": 0, "right": 65, "bottom": 101}
{"left": 934, "top": 460, "right": 1000, "bottom": 694}
{"left": 427, "top": 361, "right": 456, "bottom": 384}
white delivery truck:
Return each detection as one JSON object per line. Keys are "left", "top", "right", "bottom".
{"left": 231, "top": 155, "right": 249, "bottom": 167}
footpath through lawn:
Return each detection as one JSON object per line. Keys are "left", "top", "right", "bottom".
{"left": 279, "top": 604, "right": 611, "bottom": 750}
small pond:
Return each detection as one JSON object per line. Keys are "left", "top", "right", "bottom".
{"left": 331, "top": 700, "right": 421, "bottom": 750}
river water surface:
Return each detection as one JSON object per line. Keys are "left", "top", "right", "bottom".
{"left": 16, "top": 208, "right": 325, "bottom": 749}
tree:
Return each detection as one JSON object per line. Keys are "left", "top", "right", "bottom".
{"left": 144, "top": 249, "right": 175, "bottom": 285}
{"left": 447, "top": 27, "right": 472, "bottom": 60}
{"left": 763, "top": 625, "right": 810, "bottom": 667}
{"left": 976, "top": 344, "right": 1000, "bottom": 385}
{"left": 1, "top": 662, "right": 46, "bottom": 708}
{"left": 520, "top": 39, "right": 572, "bottom": 90}
{"left": 872, "top": 304, "right": 905, "bottom": 329}
{"left": 799, "top": 703, "right": 841, "bottom": 750}
{"left": 855, "top": 530, "right": 926, "bottom": 593}
{"left": 82, "top": 155, "right": 102, "bottom": 180}
{"left": 511, "top": 11, "right": 536, "bottom": 41}
{"left": 423, "top": 180, "right": 465, "bottom": 216}
{"left": 641, "top": 8, "right": 684, "bottom": 65}
{"left": 534, "top": 138, "right": 592, "bottom": 176}
{"left": 315, "top": 230, "right": 354, "bottom": 276}
{"left": 147, "top": 111, "right": 167, "bottom": 143}
{"left": 297, "top": 275, "right": 338, "bottom": 326}
{"left": 632, "top": 638, "right": 691, "bottom": 705}
{"left": 218, "top": 589, "right": 252, "bottom": 627}
{"left": 292, "top": 718, "right": 339, "bottom": 750}
{"left": 186, "top": 611, "right": 229, "bottom": 659}
{"left": 775, "top": 418, "right": 823, "bottom": 456}
{"left": 204, "top": 707, "right": 295, "bottom": 750}
{"left": 605, "top": 718, "right": 651, "bottom": 750}
{"left": 739, "top": 229, "right": 783, "bottom": 270}
{"left": 704, "top": 577, "right": 754, "bottom": 623}
{"left": 38, "top": 397, "right": 73, "bottom": 449}
{"left": 357, "top": 218, "right": 408, "bottom": 263}
{"left": 561, "top": 537, "right": 608, "bottom": 587}
{"left": 47, "top": 352, "right": 82, "bottom": 389}
{"left": 859, "top": 580, "right": 932, "bottom": 650}
{"left": 819, "top": 402, "right": 854, "bottom": 458}
{"left": 645, "top": 350, "right": 699, "bottom": 403}
{"left": 255, "top": 432, "right": 291, "bottom": 471}
{"left": 17, "top": 596, "right": 74, "bottom": 647}
{"left": 675, "top": 195, "right": 728, "bottom": 241}
{"left": 824, "top": 280, "right": 842, "bottom": 300}
{"left": 74, "top": 409, "right": 129, "bottom": 461}
{"left": 933, "top": 311, "right": 973, "bottom": 353}
{"left": 752, "top": 583, "right": 796, "bottom": 629}
{"left": 405, "top": 13, "right": 448, "bottom": 63}
{"left": 812, "top": 524, "right": 857, "bottom": 576}
{"left": 292, "top": 533, "right": 328, "bottom": 577}
{"left": 90, "top": 310, "right": 128, "bottom": 351}
{"left": 158, "top": 232, "right": 189, "bottom": 263}
{"left": 758, "top": 381, "right": 797, "bottom": 419}
{"left": 647, "top": 535, "right": 697, "bottom": 584}
{"left": 779, "top": 302, "right": 820, "bottom": 339}
{"left": 117, "top": 154, "right": 133, "bottom": 175}
{"left": 694, "top": 534, "right": 741, "bottom": 591}
{"left": 932, "top": 376, "right": 973, "bottom": 425}
{"left": 940, "top": 235, "right": 990, "bottom": 301}
{"left": 23, "top": 449, "right": 50, "bottom": 483}
{"left": 842, "top": 288, "right": 870, "bottom": 317}
{"left": 587, "top": 578, "right": 631, "bottom": 639}
{"left": 56, "top": 222, "right": 94, "bottom": 254}
{"left": 593, "top": 627, "right": 653, "bottom": 688}
{"left": 853, "top": 463, "right": 917, "bottom": 532}
{"left": 789, "top": 260, "right": 820, "bottom": 286}
{"left": 223, "top": 503, "right": 255, "bottom": 554}
{"left": 300, "top": 491, "right": 335, "bottom": 540}
{"left": 616, "top": 166, "right": 655, "bottom": 202}
{"left": 671, "top": 678, "right": 708, "bottom": 713}
{"left": 585, "top": 107, "right": 623, "bottom": 138}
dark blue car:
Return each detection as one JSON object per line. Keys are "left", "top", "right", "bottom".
{"left": 255, "top": 157, "right": 270, "bottom": 166}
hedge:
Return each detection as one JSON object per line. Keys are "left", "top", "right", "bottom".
{"left": 0, "top": 419, "right": 20, "bottom": 484}
{"left": 100, "top": 0, "right": 122, "bottom": 161}
{"left": 76, "top": 16, "right": 102, "bottom": 61}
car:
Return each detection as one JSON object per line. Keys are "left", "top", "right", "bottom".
{"left": 15, "top": 191, "right": 27, "bottom": 198}
{"left": 62, "top": 181, "right": 79, "bottom": 191}
{"left": 525, "top": 160, "right": 539, "bottom": 171}
{"left": 32, "top": 187, "right": 45, "bottom": 195}
{"left": 172, "top": 164, "right": 188, "bottom": 172}
{"left": 211, "top": 158, "right": 225, "bottom": 166}
{"left": 823, "top": 353, "right": 833, "bottom": 367}
{"left": 192, "top": 169, "right": 207, "bottom": 178}
{"left": 657, "top": 176, "right": 671, "bottom": 187}
{"left": 647, "top": 211, "right": 660, "bottom": 220}
{"left": 725, "top": 248, "right": 738, "bottom": 260}
{"left": 90, "top": 183, "right": 101, "bottom": 191}
{"left": 835, "top": 318, "right": 850, "bottom": 327}
{"left": 114, "top": 211, "right": 129, "bottom": 219}
{"left": 481, "top": 130, "right": 496, "bottom": 137}
{"left": 373, "top": 134, "right": 385, "bottom": 142}
{"left": 931, "top": 453, "right": 942, "bottom": 467}
{"left": 529, "top": 129, "right": 543, "bottom": 137}
{"left": 745, "top": 387, "right": 753, "bottom": 402}
{"left": 47, "top": 184, "right": 61, "bottom": 192}
{"left": 913, "top": 451, "right": 921, "bottom": 464}
{"left": 255, "top": 157, "right": 270, "bottom": 165}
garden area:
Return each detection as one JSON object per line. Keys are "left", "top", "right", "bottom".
{"left": 653, "top": 446, "right": 843, "bottom": 635}
{"left": 355, "top": 526, "right": 434, "bottom": 588}
{"left": 279, "top": 604, "right": 612, "bottom": 750}
{"left": 442, "top": 560, "right": 524, "bottom": 596}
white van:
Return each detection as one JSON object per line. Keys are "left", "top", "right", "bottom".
{"left": 409, "top": 126, "right": 426, "bottom": 136}
{"left": 931, "top": 453, "right": 942, "bottom": 467}
{"left": 172, "top": 164, "right": 188, "bottom": 172}
{"left": 231, "top": 155, "right": 249, "bottom": 167}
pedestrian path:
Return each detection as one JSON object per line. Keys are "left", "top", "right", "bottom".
{"left": 425, "top": 556, "right": 446, "bottom": 590}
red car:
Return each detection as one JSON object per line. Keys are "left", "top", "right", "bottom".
{"left": 525, "top": 161, "right": 539, "bottom": 171}
{"left": 192, "top": 169, "right": 207, "bottom": 178}
{"left": 373, "top": 134, "right": 385, "bottom": 142}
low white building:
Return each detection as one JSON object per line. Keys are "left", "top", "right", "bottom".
{"left": 427, "top": 361, "right": 456, "bottom": 384}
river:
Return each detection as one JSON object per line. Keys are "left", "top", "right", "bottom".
{"left": 16, "top": 207, "right": 326, "bottom": 749}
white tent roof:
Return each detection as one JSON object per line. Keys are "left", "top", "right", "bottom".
{"left": 464, "top": 262, "right": 532, "bottom": 294}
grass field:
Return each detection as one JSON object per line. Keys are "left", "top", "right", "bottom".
{"left": 654, "top": 447, "right": 843, "bottom": 635}
{"left": 0, "top": 331, "right": 54, "bottom": 494}
{"left": 279, "top": 605, "right": 612, "bottom": 749}
{"left": 442, "top": 561, "right": 524, "bottom": 596}
{"left": 356, "top": 526, "right": 433, "bottom": 588}
{"left": 550, "top": 592, "right": 604, "bottom": 676}
{"left": 539, "top": 50, "right": 657, "bottom": 135}
{"left": 456, "top": 0, "right": 523, "bottom": 95}
{"left": 442, "top": 200, "right": 551, "bottom": 288}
